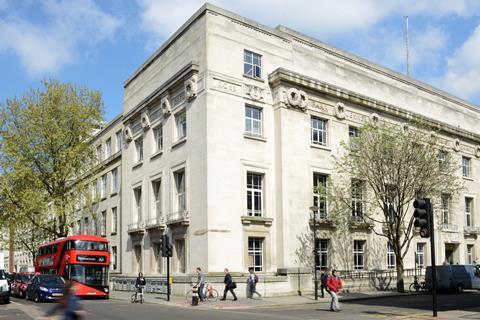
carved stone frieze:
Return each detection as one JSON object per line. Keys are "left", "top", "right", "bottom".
{"left": 285, "top": 87, "right": 308, "bottom": 111}
{"left": 184, "top": 75, "right": 198, "bottom": 101}
{"left": 160, "top": 96, "right": 171, "bottom": 116}
{"left": 244, "top": 84, "right": 265, "bottom": 101}
{"left": 335, "top": 102, "right": 345, "bottom": 119}
{"left": 453, "top": 138, "right": 461, "bottom": 152}
{"left": 370, "top": 113, "right": 379, "bottom": 123}
{"left": 141, "top": 112, "right": 150, "bottom": 130}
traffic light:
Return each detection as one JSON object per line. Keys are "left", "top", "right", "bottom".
{"left": 161, "top": 234, "right": 173, "bottom": 257}
{"left": 413, "top": 198, "right": 431, "bottom": 238}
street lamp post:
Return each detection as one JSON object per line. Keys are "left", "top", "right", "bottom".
{"left": 310, "top": 206, "right": 319, "bottom": 300}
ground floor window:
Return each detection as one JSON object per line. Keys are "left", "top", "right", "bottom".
{"left": 387, "top": 243, "right": 396, "bottom": 269}
{"left": 353, "top": 240, "right": 365, "bottom": 270}
{"left": 248, "top": 237, "right": 264, "bottom": 272}
{"left": 111, "top": 246, "right": 117, "bottom": 271}
{"left": 174, "top": 239, "right": 186, "bottom": 273}
{"left": 416, "top": 243, "right": 425, "bottom": 268}
{"left": 315, "top": 239, "right": 328, "bottom": 270}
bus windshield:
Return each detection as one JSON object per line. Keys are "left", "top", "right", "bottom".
{"left": 68, "top": 240, "right": 108, "bottom": 251}
{"left": 69, "top": 265, "right": 108, "bottom": 287}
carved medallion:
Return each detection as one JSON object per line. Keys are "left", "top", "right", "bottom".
{"left": 285, "top": 87, "right": 308, "bottom": 111}
{"left": 185, "top": 75, "right": 198, "bottom": 101}
{"left": 453, "top": 138, "right": 461, "bottom": 152}
{"left": 335, "top": 102, "right": 345, "bottom": 120}
{"left": 245, "top": 84, "right": 264, "bottom": 101}
{"left": 160, "top": 96, "right": 171, "bottom": 116}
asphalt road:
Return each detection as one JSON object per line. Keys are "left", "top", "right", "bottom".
{"left": 1, "top": 291, "right": 479, "bottom": 320}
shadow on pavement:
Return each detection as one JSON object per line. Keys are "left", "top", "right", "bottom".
{"left": 343, "top": 291, "right": 480, "bottom": 312}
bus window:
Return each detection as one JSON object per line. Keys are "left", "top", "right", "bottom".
{"left": 53, "top": 244, "right": 58, "bottom": 253}
{"left": 69, "top": 240, "right": 108, "bottom": 251}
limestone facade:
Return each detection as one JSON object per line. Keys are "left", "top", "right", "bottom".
{"left": 86, "top": 4, "right": 480, "bottom": 285}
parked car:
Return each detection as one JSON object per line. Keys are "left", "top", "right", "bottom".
{"left": 425, "top": 264, "right": 480, "bottom": 293}
{"left": 12, "top": 272, "right": 34, "bottom": 298}
{"left": 26, "top": 274, "right": 65, "bottom": 302}
{"left": 0, "top": 269, "right": 10, "bottom": 304}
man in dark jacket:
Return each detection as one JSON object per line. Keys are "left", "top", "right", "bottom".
{"left": 220, "top": 268, "right": 237, "bottom": 301}
{"left": 320, "top": 268, "right": 330, "bottom": 298}
{"left": 135, "top": 272, "right": 146, "bottom": 300}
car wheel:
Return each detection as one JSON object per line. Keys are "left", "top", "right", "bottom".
{"left": 35, "top": 293, "right": 40, "bottom": 303}
{"left": 457, "top": 284, "right": 464, "bottom": 294}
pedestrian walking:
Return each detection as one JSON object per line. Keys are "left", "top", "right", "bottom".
{"left": 37, "top": 281, "right": 85, "bottom": 320}
{"left": 327, "top": 269, "right": 343, "bottom": 312}
{"left": 320, "top": 268, "right": 331, "bottom": 298}
{"left": 246, "top": 267, "right": 261, "bottom": 299}
{"left": 220, "top": 268, "right": 237, "bottom": 301}
{"left": 196, "top": 267, "right": 205, "bottom": 302}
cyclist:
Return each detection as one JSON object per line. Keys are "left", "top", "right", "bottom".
{"left": 135, "top": 272, "right": 146, "bottom": 300}
{"left": 196, "top": 267, "right": 205, "bottom": 302}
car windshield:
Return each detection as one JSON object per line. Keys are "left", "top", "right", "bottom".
{"left": 69, "top": 240, "right": 108, "bottom": 251}
{"left": 22, "top": 274, "right": 34, "bottom": 282}
{"left": 0, "top": 270, "right": 6, "bottom": 280}
{"left": 69, "top": 265, "right": 108, "bottom": 286}
{"left": 40, "top": 276, "right": 65, "bottom": 285}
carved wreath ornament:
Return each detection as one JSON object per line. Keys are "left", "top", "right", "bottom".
{"left": 285, "top": 88, "right": 308, "bottom": 110}
{"left": 335, "top": 102, "right": 345, "bottom": 119}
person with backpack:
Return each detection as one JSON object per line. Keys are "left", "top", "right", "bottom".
{"left": 327, "top": 269, "right": 343, "bottom": 312}
{"left": 246, "top": 267, "right": 261, "bottom": 299}
{"left": 320, "top": 268, "right": 331, "bottom": 298}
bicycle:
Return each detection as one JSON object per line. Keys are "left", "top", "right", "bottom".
{"left": 131, "top": 285, "right": 145, "bottom": 304}
{"left": 409, "top": 276, "right": 426, "bottom": 293}
{"left": 185, "top": 283, "right": 219, "bottom": 303}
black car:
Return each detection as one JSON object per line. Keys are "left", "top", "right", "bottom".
{"left": 26, "top": 275, "right": 65, "bottom": 303}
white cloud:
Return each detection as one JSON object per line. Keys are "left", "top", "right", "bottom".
{"left": 434, "top": 25, "right": 480, "bottom": 102}
{"left": 0, "top": 0, "right": 121, "bottom": 75}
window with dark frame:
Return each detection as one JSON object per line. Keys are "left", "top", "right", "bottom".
{"left": 244, "top": 50, "right": 262, "bottom": 78}
{"left": 313, "top": 173, "right": 328, "bottom": 219}
{"left": 353, "top": 240, "right": 365, "bottom": 270}
{"left": 245, "top": 105, "right": 262, "bottom": 136}
{"left": 311, "top": 117, "right": 327, "bottom": 146}
{"left": 248, "top": 237, "right": 264, "bottom": 272}
{"left": 247, "top": 172, "right": 263, "bottom": 217}
{"left": 315, "top": 239, "right": 328, "bottom": 270}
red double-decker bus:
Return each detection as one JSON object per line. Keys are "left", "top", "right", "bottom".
{"left": 35, "top": 235, "right": 110, "bottom": 298}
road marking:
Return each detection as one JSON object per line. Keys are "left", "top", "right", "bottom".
{"left": 10, "top": 301, "right": 22, "bottom": 306}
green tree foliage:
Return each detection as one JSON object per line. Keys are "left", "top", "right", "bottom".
{"left": 0, "top": 79, "right": 103, "bottom": 240}
{"left": 332, "top": 121, "right": 463, "bottom": 292}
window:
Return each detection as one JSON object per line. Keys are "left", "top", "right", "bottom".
{"left": 248, "top": 237, "right": 264, "bottom": 272}
{"left": 351, "top": 179, "right": 364, "bottom": 218}
{"left": 134, "top": 187, "right": 142, "bottom": 223}
{"left": 441, "top": 194, "right": 450, "bottom": 226}
{"left": 84, "top": 217, "right": 89, "bottom": 234}
{"left": 97, "top": 144, "right": 104, "bottom": 161}
{"left": 174, "top": 169, "right": 186, "bottom": 212}
{"left": 152, "top": 180, "right": 162, "bottom": 217}
{"left": 244, "top": 50, "right": 262, "bottom": 78}
{"left": 111, "top": 168, "right": 118, "bottom": 194}
{"left": 462, "top": 156, "right": 471, "bottom": 177}
{"left": 416, "top": 243, "right": 425, "bottom": 268}
{"left": 101, "top": 174, "right": 107, "bottom": 199}
{"left": 438, "top": 151, "right": 447, "bottom": 171}
{"left": 153, "top": 126, "right": 163, "bottom": 152}
{"left": 115, "top": 130, "right": 122, "bottom": 153}
{"left": 387, "top": 243, "right": 396, "bottom": 269}
{"left": 315, "top": 239, "right": 328, "bottom": 270}
{"left": 174, "top": 239, "right": 186, "bottom": 273}
{"left": 467, "top": 245, "right": 474, "bottom": 265}
{"left": 313, "top": 173, "right": 328, "bottom": 219}
{"left": 92, "top": 217, "right": 98, "bottom": 235}
{"left": 465, "top": 197, "right": 473, "bottom": 227}
{"left": 135, "top": 138, "right": 143, "bottom": 163}
{"left": 94, "top": 180, "right": 100, "bottom": 200}
{"left": 106, "top": 138, "right": 112, "bottom": 158}
{"left": 246, "top": 172, "right": 263, "bottom": 217}
{"left": 245, "top": 105, "right": 263, "bottom": 136}
{"left": 111, "top": 207, "right": 117, "bottom": 234}
{"left": 311, "top": 117, "right": 327, "bottom": 146}
{"left": 353, "top": 240, "right": 365, "bottom": 270}
{"left": 349, "top": 126, "right": 359, "bottom": 150}
{"left": 111, "top": 246, "right": 117, "bottom": 271}
{"left": 100, "top": 211, "right": 106, "bottom": 236}
{"left": 175, "top": 111, "right": 187, "bottom": 140}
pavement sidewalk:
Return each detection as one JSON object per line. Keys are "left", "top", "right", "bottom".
{"left": 110, "top": 290, "right": 407, "bottom": 310}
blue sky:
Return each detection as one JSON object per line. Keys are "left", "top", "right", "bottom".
{"left": 1, "top": 0, "right": 480, "bottom": 122}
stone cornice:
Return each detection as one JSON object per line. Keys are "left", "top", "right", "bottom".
{"left": 269, "top": 68, "right": 480, "bottom": 144}
{"left": 123, "top": 61, "right": 199, "bottom": 124}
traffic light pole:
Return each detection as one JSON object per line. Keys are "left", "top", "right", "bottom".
{"left": 428, "top": 199, "right": 437, "bottom": 317}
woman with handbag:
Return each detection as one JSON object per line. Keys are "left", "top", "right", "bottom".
{"left": 220, "top": 268, "right": 237, "bottom": 301}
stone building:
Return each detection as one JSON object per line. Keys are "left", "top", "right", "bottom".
{"left": 83, "top": 4, "right": 480, "bottom": 293}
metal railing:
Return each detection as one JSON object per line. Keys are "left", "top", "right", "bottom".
{"left": 464, "top": 225, "right": 480, "bottom": 233}
{"left": 127, "top": 221, "right": 144, "bottom": 232}
{"left": 166, "top": 211, "right": 189, "bottom": 224}
{"left": 145, "top": 216, "right": 165, "bottom": 227}
{"left": 336, "top": 268, "right": 424, "bottom": 280}
{"left": 442, "top": 224, "right": 459, "bottom": 232}
{"left": 112, "top": 277, "right": 168, "bottom": 295}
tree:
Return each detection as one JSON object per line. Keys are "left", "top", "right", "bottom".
{"left": 332, "top": 121, "right": 463, "bottom": 292}
{"left": 0, "top": 79, "right": 103, "bottom": 239}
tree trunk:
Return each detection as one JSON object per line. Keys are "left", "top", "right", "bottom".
{"left": 396, "top": 258, "right": 405, "bottom": 292}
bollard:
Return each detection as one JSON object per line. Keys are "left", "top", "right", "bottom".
{"left": 191, "top": 286, "right": 199, "bottom": 306}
